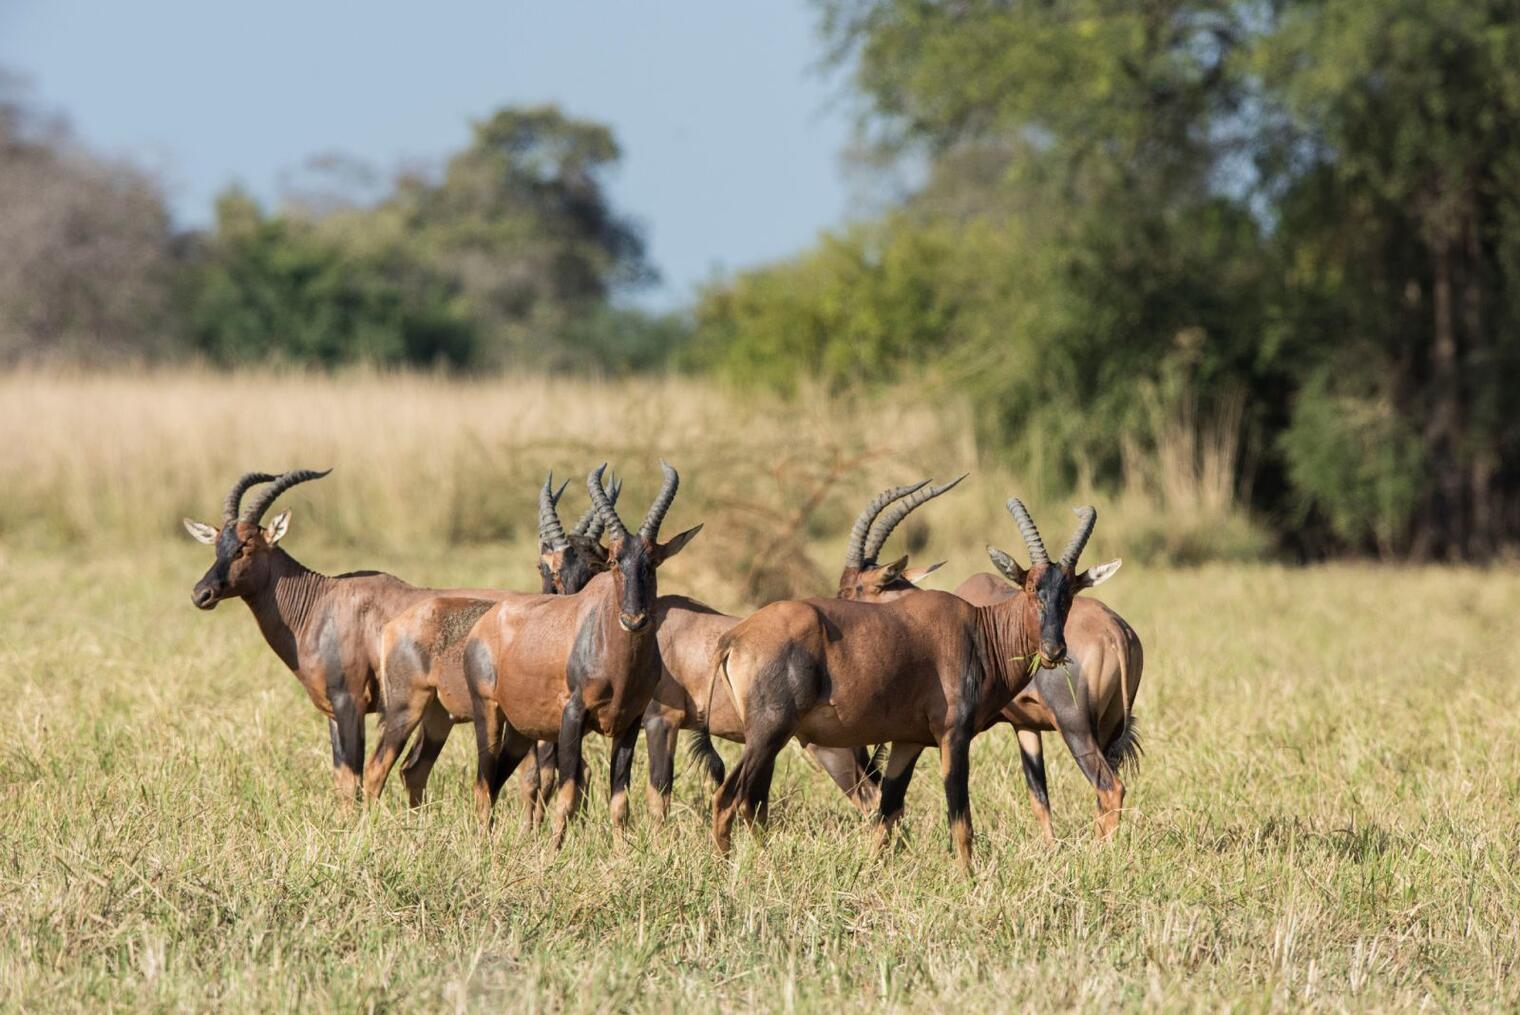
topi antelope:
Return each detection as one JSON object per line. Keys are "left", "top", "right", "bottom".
{"left": 183, "top": 469, "right": 502, "bottom": 801}
{"left": 634, "top": 476, "right": 966, "bottom": 822}
{"left": 711, "top": 499, "right": 1106, "bottom": 870}
{"left": 463, "top": 462, "right": 702, "bottom": 846}
{"left": 954, "top": 541, "right": 1139, "bottom": 841}
{"left": 362, "top": 472, "right": 620, "bottom": 807}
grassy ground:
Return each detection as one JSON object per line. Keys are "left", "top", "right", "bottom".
{"left": 1, "top": 372, "right": 1516, "bottom": 1009}
{"left": 2, "top": 537, "right": 1518, "bottom": 1010}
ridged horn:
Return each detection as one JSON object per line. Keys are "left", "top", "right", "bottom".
{"left": 538, "top": 472, "right": 571, "bottom": 551}
{"left": 1058, "top": 506, "right": 1097, "bottom": 571}
{"left": 1005, "top": 497, "right": 1049, "bottom": 565}
{"left": 843, "top": 481, "right": 929, "bottom": 568}
{"left": 574, "top": 471, "right": 621, "bottom": 539}
{"left": 241, "top": 468, "right": 332, "bottom": 524}
{"left": 863, "top": 473, "right": 968, "bottom": 562}
{"left": 222, "top": 472, "right": 277, "bottom": 524}
{"left": 637, "top": 460, "right": 679, "bottom": 539}
{"left": 588, "top": 464, "right": 628, "bottom": 540}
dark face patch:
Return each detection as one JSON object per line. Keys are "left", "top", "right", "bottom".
{"left": 1027, "top": 563, "right": 1074, "bottom": 664}
{"left": 539, "top": 536, "right": 612, "bottom": 595}
{"left": 610, "top": 536, "right": 657, "bottom": 631}
{"left": 192, "top": 524, "right": 264, "bottom": 608}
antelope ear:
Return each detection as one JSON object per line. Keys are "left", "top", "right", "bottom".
{"left": 1077, "top": 558, "right": 1121, "bottom": 589}
{"left": 987, "top": 545, "right": 1026, "bottom": 585}
{"left": 264, "top": 509, "right": 291, "bottom": 546}
{"left": 876, "top": 555, "right": 910, "bottom": 584}
{"left": 656, "top": 523, "right": 703, "bottom": 562}
{"left": 183, "top": 518, "right": 219, "bottom": 545}
{"left": 900, "top": 560, "right": 946, "bottom": 584}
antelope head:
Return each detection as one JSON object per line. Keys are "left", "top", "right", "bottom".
{"left": 588, "top": 461, "right": 703, "bottom": 632}
{"left": 182, "top": 469, "right": 330, "bottom": 609}
{"left": 837, "top": 475, "right": 966, "bottom": 600}
{"left": 536, "top": 470, "right": 622, "bottom": 595}
{"left": 987, "top": 500, "right": 1121, "bottom": 668}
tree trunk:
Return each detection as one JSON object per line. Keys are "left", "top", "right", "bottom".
{"left": 1461, "top": 208, "right": 1491, "bottom": 555}
{"left": 1424, "top": 242, "right": 1465, "bottom": 558}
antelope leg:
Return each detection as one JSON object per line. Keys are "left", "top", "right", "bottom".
{"left": 1034, "top": 665, "right": 1124, "bottom": 839}
{"left": 1016, "top": 728, "right": 1055, "bottom": 843}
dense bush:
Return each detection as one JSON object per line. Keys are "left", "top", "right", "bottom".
{"left": 185, "top": 191, "right": 476, "bottom": 369}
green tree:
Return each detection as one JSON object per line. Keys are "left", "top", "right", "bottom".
{"left": 1261, "top": 0, "right": 1520, "bottom": 556}
{"left": 700, "top": 0, "right": 1271, "bottom": 491}
{"left": 394, "top": 106, "right": 654, "bottom": 365}
{"left": 185, "top": 190, "right": 474, "bottom": 368}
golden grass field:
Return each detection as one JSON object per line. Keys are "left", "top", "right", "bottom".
{"left": 1, "top": 371, "right": 1518, "bottom": 1010}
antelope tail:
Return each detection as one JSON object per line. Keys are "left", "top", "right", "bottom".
{"left": 708, "top": 631, "right": 746, "bottom": 730}
{"left": 1103, "top": 634, "right": 1143, "bottom": 774}
{"left": 685, "top": 729, "right": 726, "bottom": 787}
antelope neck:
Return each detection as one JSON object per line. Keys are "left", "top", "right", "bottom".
{"left": 245, "top": 549, "right": 335, "bottom": 672}
{"left": 974, "top": 596, "right": 1039, "bottom": 690}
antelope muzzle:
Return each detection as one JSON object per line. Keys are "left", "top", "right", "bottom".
{"left": 191, "top": 578, "right": 222, "bottom": 610}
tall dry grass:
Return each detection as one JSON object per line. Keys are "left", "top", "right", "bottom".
{"left": 0, "top": 369, "right": 1260, "bottom": 605}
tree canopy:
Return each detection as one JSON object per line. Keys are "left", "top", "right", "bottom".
{"left": 693, "top": 0, "right": 1520, "bottom": 559}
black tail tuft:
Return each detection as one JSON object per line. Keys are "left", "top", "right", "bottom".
{"left": 1104, "top": 714, "right": 1143, "bottom": 774}
{"left": 687, "top": 728, "right": 726, "bottom": 786}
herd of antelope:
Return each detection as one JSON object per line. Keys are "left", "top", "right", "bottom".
{"left": 184, "top": 463, "right": 1141, "bottom": 870}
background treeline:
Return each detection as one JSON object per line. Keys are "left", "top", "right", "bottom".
{"left": 0, "top": 85, "right": 684, "bottom": 374}
{"left": 4, "top": 0, "right": 1520, "bottom": 561}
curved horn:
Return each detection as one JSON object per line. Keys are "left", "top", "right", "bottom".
{"left": 1005, "top": 497, "right": 1049, "bottom": 565}
{"left": 222, "top": 472, "right": 278, "bottom": 523}
{"left": 637, "top": 460, "right": 679, "bottom": 539}
{"left": 538, "top": 472, "right": 571, "bottom": 551}
{"left": 863, "top": 473, "right": 968, "bottom": 562}
{"left": 241, "top": 468, "right": 332, "bottom": 524}
{"left": 574, "top": 471, "right": 620, "bottom": 538}
{"left": 843, "top": 480, "right": 929, "bottom": 568}
{"left": 1058, "top": 505, "right": 1097, "bottom": 571}
{"left": 580, "top": 472, "right": 622, "bottom": 541}
{"left": 587, "top": 464, "right": 628, "bottom": 540}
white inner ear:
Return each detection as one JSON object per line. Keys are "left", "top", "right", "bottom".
{"left": 1084, "top": 558, "right": 1122, "bottom": 587}
{"left": 183, "top": 518, "right": 218, "bottom": 545}
{"left": 264, "top": 509, "right": 291, "bottom": 546}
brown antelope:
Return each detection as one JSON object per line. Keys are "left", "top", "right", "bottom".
{"left": 183, "top": 469, "right": 500, "bottom": 801}
{"left": 362, "top": 472, "right": 620, "bottom": 807}
{"left": 953, "top": 553, "right": 1138, "bottom": 841}
{"left": 633, "top": 477, "right": 965, "bottom": 822}
{"left": 462, "top": 463, "right": 701, "bottom": 846}
{"left": 711, "top": 499, "right": 1106, "bottom": 870}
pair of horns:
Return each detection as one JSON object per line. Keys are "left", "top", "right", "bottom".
{"left": 588, "top": 460, "right": 679, "bottom": 541}
{"left": 539, "top": 470, "right": 623, "bottom": 550}
{"left": 844, "top": 474, "right": 968, "bottom": 568}
{"left": 221, "top": 469, "right": 332, "bottom": 525}
{"left": 1006, "top": 498, "right": 1096, "bottom": 571}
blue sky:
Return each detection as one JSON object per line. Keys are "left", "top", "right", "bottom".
{"left": 0, "top": 0, "right": 860, "bottom": 308}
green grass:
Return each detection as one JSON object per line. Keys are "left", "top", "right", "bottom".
{"left": 2, "top": 538, "right": 1518, "bottom": 1010}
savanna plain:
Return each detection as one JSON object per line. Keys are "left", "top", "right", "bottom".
{"left": 1, "top": 372, "right": 1517, "bottom": 1011}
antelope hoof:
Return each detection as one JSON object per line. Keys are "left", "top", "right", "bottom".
{"left": 610, "top": 790, "right": 630, "bottom": 830}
